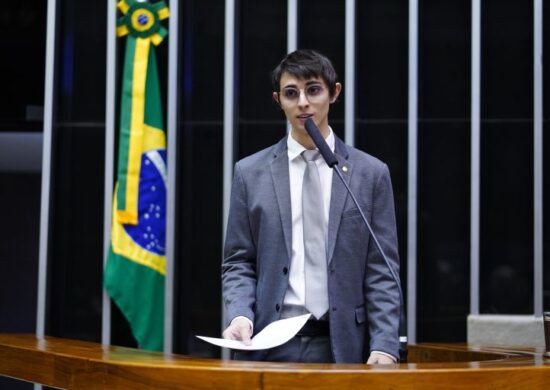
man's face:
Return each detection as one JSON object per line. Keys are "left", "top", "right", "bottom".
{"left": 273, "top": 72, "right": 341, "bottom": 138}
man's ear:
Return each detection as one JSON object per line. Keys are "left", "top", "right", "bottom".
{"left": 330, "top": 82, "right": 342, "bottom": 104}
{"left": 272, "top": 91, "right": 280, "bottom": 106}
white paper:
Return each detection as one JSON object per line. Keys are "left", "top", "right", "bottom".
{"left": 196, "top": 313, "right": 311, "bottom": 351}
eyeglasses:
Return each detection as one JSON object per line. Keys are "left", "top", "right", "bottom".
{"left": 278, "top": 83, "right": 327, "bottom": 104}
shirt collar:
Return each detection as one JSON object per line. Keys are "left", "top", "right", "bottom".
{"left": 287, "top": 127, "right": 335, "bottom": 161}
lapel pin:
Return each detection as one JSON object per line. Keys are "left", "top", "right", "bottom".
{"left": 342, "top": 166, "right": 348, "bottom": 173}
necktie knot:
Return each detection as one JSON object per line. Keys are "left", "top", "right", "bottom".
{"left": 302, "top": 149, "right": 321, "bottom": 162}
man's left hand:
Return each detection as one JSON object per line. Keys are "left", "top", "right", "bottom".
{"left": 366, "top": 352, "right": 395, "bottom": 364}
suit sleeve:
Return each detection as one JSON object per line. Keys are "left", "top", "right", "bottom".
{"left": 365, "top": 163, "right": 401, "bottom": 358}
{"left": 222, "top": 163, "right": 257, "bottom": 327}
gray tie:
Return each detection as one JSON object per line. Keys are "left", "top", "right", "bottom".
{"left": 301, "top": 150, "right": 329, "bottom": 319}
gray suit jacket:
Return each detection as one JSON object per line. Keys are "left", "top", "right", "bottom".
{"left": 222, "top": 135, "right": 400, "bottom": 363}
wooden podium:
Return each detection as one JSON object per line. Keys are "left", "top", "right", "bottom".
{"left": 0, "top": 333, "right": 549, "bottom": 389}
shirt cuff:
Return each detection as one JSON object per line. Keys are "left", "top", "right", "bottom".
{"left": 231, "top": 316, "right": 253, "bottom": 333}
{"left": 371, "top": 350, "right": 397, "bottom": 362}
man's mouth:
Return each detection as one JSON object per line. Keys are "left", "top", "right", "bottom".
{"left": 297, "top": 114, "right": 314, "bottom": 120}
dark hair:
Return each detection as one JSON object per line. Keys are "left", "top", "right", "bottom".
{"left": 271, "top": 49, "right": 339, "bottom": 97}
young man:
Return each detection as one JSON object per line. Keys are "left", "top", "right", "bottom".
{"left": 222, "top": 50, "right": 400, "bottom": 364}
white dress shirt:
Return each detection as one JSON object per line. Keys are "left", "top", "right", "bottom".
{"left": 283, "top": 129, "right": 334, "bottom": 308}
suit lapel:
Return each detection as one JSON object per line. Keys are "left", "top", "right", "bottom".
{"left": 270, "top": 138, "right": 293, "bottom": 262}
{"left": 327, "top": 137, "right": 352, "bottom": 263}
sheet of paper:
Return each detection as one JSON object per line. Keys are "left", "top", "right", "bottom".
{"left": 196, "top": 313, "right": 311, "bottom": 351}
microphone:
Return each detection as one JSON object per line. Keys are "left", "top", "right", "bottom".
{"left": 304, "top": 119, "right": 338, "bottom": 167}
{"left": 304, "top": 118, "right": 408, "bottom": 363}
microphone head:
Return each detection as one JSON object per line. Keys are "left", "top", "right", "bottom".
{"left": 304, "top": 118, "right": 338, "bottom": 167}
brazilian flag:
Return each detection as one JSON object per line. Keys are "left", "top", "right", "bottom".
{"left": 104, "top": 0, "right": 169, "bottom": 351}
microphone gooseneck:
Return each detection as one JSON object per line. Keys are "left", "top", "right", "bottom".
{"left": 303, "top": 118, "right": 408, "bottom": 363}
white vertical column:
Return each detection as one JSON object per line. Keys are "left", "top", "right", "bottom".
{"left": 36, "top": 0, "right": 58, "bottom": 340}
{"left": 407, "top": 0, "right": 419, "bottom": 344}
{"left": 470, "top": 0, "right": 481, "bottom": 316}
{"left": 222, "top": 0, "right": 236, "bottom": 360}
{"left": 102, "top": 0, "right": 117, "bottom": 347}
{"left": 164, "top": 0, "right": 179, "bottom": 353}
{"left": 345, "top": 0, "right": 356, "bottom": 147}
{"left": 533, "top": 0, "right": 543, "bottom": 317}
{"left": 287, "top": 0, "right": 298, "bottom": 53}
{"left": 35, "top": 1, "right": 57, "bottom": 388}
{"left": 287, "top": 0, "right": 298, "bottom": 134}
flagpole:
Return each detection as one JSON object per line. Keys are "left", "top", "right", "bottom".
{"left": 164, "top": 0, "right": 179, "bottom": 353}
{"left": 102, "top": 0, "right": 118, "bottom": 349}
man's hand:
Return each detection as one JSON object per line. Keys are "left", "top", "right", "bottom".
{"left": 366, "top": 352, "right": 396, "bottom": 365}
{"left": 222, "top": 317, "right": 252, "bottom": 346}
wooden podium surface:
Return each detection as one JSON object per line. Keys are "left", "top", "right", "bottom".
{"left": 1, "top": 333, "right": 549, "bottom": 389}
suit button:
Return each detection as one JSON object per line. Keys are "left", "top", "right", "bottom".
{"left": 276, "top": 304, "right": 280, "bottom": 312}
{"left": 332, "top": 307, "right": 337, "bottom": 312}
{"left": 283, "top": 267, "right": 288, "bottom": 275}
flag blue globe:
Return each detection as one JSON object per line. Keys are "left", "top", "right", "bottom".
{"left": 123, "top": 149, "right": 166, "bottom": 256}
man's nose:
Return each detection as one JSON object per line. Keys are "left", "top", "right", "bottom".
{"left": 298, "top": 90, "right": 309, "bottom": 106}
